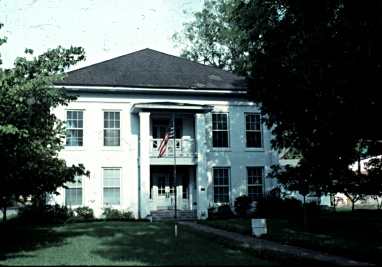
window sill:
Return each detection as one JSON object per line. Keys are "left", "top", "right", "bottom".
{"left": 210, "top": 148, "right": 231, "bottom": 152}
{"left": 213, "top": 202, "right": 230, "bottom": 206}
{"left": 101, "top": 146, "right": 123, "bottom": 151}
{"left": 244, "top": 148, "right": 265, "bottom": 152}
{"left": 64, "top": 147, "right": 86, "bottom": 151}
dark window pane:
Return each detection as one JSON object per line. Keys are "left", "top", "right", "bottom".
{"left": 246, "top": 132, "right": 261, "bottom": 147}
{"left": 213, "top": 131, "right": 228, "bottom": 147}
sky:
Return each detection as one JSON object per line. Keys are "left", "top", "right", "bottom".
{"left": 0, "top": 0, "right": 204, "bottom": 70}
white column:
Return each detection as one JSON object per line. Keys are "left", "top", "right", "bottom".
{"left": 139, "top": 112, "right": 151, "bottom": 218}
{"left": 195, "top": 113, "right": 208, "bottom": 219}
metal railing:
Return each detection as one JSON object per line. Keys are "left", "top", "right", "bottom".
{"left": 150, "top": 139, "right": 196, "bottom": 157}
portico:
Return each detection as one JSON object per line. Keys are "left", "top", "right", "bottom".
{"left": 133, "top": 102, "right": 212, "bottom": 219}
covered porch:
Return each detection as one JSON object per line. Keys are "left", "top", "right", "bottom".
{"left": 149, "top": 165, "right": 196, "bottom": 212}
{"left": 133, "top": 102, "right": 211, "bottom": 219}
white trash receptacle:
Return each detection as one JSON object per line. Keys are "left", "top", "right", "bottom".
{"left": 251, "top": 218, "right": 267, "bottom": 237}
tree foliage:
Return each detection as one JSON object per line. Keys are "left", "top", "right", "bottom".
{"left": 364, "top": 157, "right": 382, "bottom": 209}
{"left": 172, "top": 0, "right": 248, "bottom": 75}
{"left": 0, "top": 23, "right": 90, "bottom": 223}
{"left": 231, "top": 0, "right": 382, "bottom": 193}
{"left": 176, "top": 0, "right": 382, "bottom": 199}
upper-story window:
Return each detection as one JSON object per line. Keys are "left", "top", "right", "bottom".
{"left": 66, "top": 110, "right": 83, "bottom": 146}
{"left": 104, "top": 111, "right": 120, "bottom": 146}
{"left": 246, "top": 114, "right": 262, "bottom": 148}
{"left": 212, "top": 113, "right": 229, "bottom": 147}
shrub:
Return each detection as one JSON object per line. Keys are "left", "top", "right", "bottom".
{"left": 254, "top": 195, "right": 303, "bottom": 218}
{"left": 234, "top": 195, "right": 253, "bottom": 218}
{"left": 207, "top": 204, "right": 236, "bottom": 220}
{"left": 101, "top": 206, "right": 135, "bottom": 220}
{"left": 17, "top": 204, "right": 73, "bottom": 224}
{"left": 74, "top": 206, "right": 94, "bottom": 220}
{"left": 254, "top": 195, "right": 283, "bottom": 218}
{"left": 305, "top": 200, "right": 321, "bottom": 215}
{"left": 284, "top": 197, "right": 303, "bottom": 216}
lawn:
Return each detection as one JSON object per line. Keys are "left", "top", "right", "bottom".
{"left": 199, "top": 208, "right": 382, "bottom": 265}
{"left": 0, "top": 221, "right": 275, "bottom": 266}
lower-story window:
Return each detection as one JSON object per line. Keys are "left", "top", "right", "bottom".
{"left": 103, "top": 168, "right": 121, "bottom": 205}
{"left": 65, "top": 175, "right": 83, "bottom": 206}
{"left": 247, "top": 167, "right": 264, "bottom": 201}
{"left": 213, "top": 168, "right": 230, "bottom": 203}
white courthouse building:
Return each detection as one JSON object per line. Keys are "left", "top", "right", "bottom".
{"left": 48, "top": 49, "right": 279, "bottom": 219}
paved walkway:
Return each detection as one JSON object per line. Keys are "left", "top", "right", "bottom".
{"left": 179, "top": 222, "right": 375, "bottom": 266}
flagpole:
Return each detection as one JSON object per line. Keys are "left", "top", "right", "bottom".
{"left": 173, "top": 113, "right": 177, "bottom": 237}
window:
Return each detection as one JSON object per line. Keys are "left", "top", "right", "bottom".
{"left": 66, "top": 111, "right": 83, "bottom": 146}
{"left": 247, "top": 167, "right": 264, "bottom": 201}
{"left": 65, "top": 175, "right": 83, "bottom": 206}
{"left": 103, "top": 168, "right": 121, "bottom": 205}
{"left": 213, "top": 168, "right": 230, "bottom": 203}
{"left": 104, "top": 111, "right": 120, "bottom": 146}
{"left": 246, "top": 114, "right": 262, "bottom": 148}
{"left": 212, "top": 113, "right": 229, "bottom": 147}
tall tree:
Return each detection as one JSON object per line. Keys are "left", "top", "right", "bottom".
{"left": 0, "top": 23, "right": 90, "bottom": 223}
{"left": 364, "top": 157, "right": 382, "bottom": 209}
{"left": 172, "top": 0, "right": 248, "bottom": 75}
{"left": 232, "top": 0, "right": 382, "bottom": 191}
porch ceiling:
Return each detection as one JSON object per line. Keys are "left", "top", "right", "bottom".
{"left": 130, "top": 101, "right": 213, "bottom": 114}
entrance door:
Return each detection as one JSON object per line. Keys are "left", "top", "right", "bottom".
{"left": 154, "top": 174, "right": 175, "bottom": 209}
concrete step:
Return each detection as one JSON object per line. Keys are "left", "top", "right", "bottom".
{"left": 151, "top": 210, "right": 197, "bottom": 222}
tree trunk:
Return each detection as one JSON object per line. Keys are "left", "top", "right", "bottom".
{"left": 331, "top": 193, "right": 337, "bottom": 211}
{"left": 352, "top": 201, "right": 355, "bottom": 212}
{"left": 1, "top": 206, "right": 6, "bottom": 225}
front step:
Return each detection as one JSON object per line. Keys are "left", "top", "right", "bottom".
{"left": 150, "top": 210, "right": 197, "bottom": 222}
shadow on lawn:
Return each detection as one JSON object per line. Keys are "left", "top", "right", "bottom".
{"left": 76, "top": 221, "right": 254, "bottom": 266}
{"left": 0, "top": 221, "right": 209, "bottom": 265}
{"left": 0, "top": 221, "right": 269, "bottom": 266}
{"left": 0, "top": 223, "right": 76, "bottom": 261}
{"left": 87, "top": 222, "right": 200, "bottom": 265}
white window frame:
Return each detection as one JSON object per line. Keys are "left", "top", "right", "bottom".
{"left": 102, "top": 168, "right": 122, "bottom": 206}
{"left": 66, "top": 110, "right": 84, "bottom": 147}
{"left": 247, "top": 167, "right": 264, "bottom": 201}
{"left": 103, "top": 111, "right": 121, "bottom": 147}
{"left": 245, "top": 113, "right": 263, "bottom": 148}
{"left": 65, "top": 175, "right": 83, "bottom": 206}
{"left": 213, "top": 167, "right": 230, "bottom": 204}
{"left": 212, "top": 113, "right": 229, "bottom": 148}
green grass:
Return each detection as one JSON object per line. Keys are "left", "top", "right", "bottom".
{"left": 199, "top": 209, "right": 382, "bottom": 265}
{"left": 0, "top": 221, "right": 275, "bottom": 266}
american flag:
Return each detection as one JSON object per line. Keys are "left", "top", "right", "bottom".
{"left": 158, "top": 118, "right": 174, "bottom": 158}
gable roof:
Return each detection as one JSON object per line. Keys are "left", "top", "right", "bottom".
{"left": 53, "top": 48, "right": 246, "bottom": 90}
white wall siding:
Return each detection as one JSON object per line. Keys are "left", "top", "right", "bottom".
{"left": 49, "top": 91, "right": 278, "bottom": 219}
